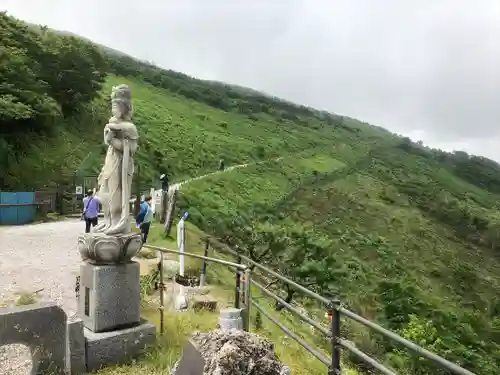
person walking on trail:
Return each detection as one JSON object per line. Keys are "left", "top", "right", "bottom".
{"left": 136, "top": 195, "right": 154, "bottom": 243}
{"left": 82, "top": 189, "right": 100, "bottom": 233}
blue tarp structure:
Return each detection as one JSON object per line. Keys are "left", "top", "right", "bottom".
{"left": 0, "top": 192, "right": 36, "bottom": 225}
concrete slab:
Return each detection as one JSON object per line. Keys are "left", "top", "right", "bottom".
{"left": 84, "top": 319, "right": 156, "bottom": 372}
{"left": 0, "top": 302, "right": 67, "bottom": 374}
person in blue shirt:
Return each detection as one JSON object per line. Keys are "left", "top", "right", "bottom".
{"left": 82, "top": 189, "right": 101, "bottom": 233}
{"left": 135, "top": 195, "right": 153, "bottom": 243}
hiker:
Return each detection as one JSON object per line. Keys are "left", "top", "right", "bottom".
{"left": 82, "top": 189, "right": 100, "bottom": 233}
{"left": 160, "top": 172, "right": 169, "bottom": 192}
{"left": 218, "top": 159, "right": 225, "bottom": 171}
{"left": 136, "top": 195, "right": 154, "bottom": 243}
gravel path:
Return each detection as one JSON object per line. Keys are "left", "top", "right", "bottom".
{"left": 0, "top": 219, "right": 84, "bottom": 375}
{"left": 0, "top": 219, "right": 83, "bottom": 316}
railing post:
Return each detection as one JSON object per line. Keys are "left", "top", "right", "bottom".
{"left": 200, "top": 237, "right": 209, "bottom": 287}
{"left": 329, "top": 299, "right": 341, "bottom": 375}
{"left": 234, "top": 255, "right": 242, "bottom": 309}
{"left": 158, "top": 251, "right": 165, "bottom": 335}
{"left": 243, "top": 267, "right": 251, "bottom": 332}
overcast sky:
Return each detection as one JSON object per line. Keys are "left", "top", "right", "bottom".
{"left": 2, "top": 0, "right": 500, "bottom": 160}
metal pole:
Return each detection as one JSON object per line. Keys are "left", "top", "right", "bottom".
{"left": 200, "top": 238, "right": 209, "bottom": 287}
{"left": 234, "top": 255, "right": 242, "bottom": 309}
{"left": 329, "top": 299, "right": 341, "bottom": 375}
{"left": 159, "top": 251, "right": 165, "bottom": 335}
{"left": 243, "top": 268, "right": 251, "bottom": 332}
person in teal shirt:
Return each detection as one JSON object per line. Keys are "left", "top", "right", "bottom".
{"left": 135, "top": 196, "right": 153, "bottom": 243}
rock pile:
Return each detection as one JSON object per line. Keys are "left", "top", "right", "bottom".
{"left": 191, "top": 329, "right": 291, "bottom": 375}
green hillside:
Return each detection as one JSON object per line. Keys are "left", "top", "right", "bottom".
{"left": 3, "top": 12, "right": 500, "bottom": 374}
{"left": 178, "top": 146, "right": 500, "bottom": 374}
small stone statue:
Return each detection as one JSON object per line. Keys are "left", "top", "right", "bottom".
{"left": 77, "top": 84, "right": 142, "bottom": 264}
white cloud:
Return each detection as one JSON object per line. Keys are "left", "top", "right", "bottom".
{"left": 2, "top": 0, "right": 500, "bottom": 160}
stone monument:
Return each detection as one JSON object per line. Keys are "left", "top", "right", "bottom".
{"left": 76, "top": 84, "right": 155, "bottom": 372}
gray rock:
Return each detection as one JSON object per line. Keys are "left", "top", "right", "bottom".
{"left": 190, "top": 329, "right": 290, "bottom": 375}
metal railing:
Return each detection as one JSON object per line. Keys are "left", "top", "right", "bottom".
{"left": 143, "top": 237, "right": 477, "bottom": 375}
{"left": 144, "top": 245, "right": 252, "bottom": 333}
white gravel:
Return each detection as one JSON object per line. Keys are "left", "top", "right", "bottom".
{"left": 0, "top": 219, "right": 84, "bottom": 375}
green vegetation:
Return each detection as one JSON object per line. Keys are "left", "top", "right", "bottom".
{"left": 179, "top": 142, "right": 500, "bottom": 374}
{"left": 14, "top": 291, "right": 38, "bottom": 306}
{"left": 3, "top": 12, "right": 500, "bottom": 375}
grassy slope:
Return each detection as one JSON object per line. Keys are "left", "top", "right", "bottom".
{"left": 178, "top": 136, "right": 500, "bottom": 373}
{"left": 5, "top": 74, "right": 347, "bottom": 191}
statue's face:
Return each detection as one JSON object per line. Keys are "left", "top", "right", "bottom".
{"left": 111, "top": 100, "right": 121, "bottom": 119}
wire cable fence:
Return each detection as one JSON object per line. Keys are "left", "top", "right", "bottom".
{"left": 143, "top": 235, "right": 477, "bottom": 375}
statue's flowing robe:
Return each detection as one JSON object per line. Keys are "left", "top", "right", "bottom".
{"left": 94, "top": 121, "right": 138, "bottom": 235}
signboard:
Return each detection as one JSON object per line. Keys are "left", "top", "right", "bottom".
{"left": 154, "top": 190, "right": 162, "bottom": 205}
{"left": 75, "top": 186, "right": 83, "bottom": 195}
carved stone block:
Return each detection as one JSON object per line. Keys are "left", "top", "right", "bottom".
{"left": 78, "top": 262, "right": 141, "bottom": 333}
{"left": 78, "top": 232, "right": 142, "bottom": 265}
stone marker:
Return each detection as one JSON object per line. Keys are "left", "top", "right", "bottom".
{"left": 0, "top": 302, "right": 67, "bottom": 375}
{"left": 74, "top": 84, "right": 156, "bottom": 371}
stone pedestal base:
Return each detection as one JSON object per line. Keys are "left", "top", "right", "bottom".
{"left": 85, "top": 319, "right": 156, "bottom": 373}
{"left": 78, "top": 262, "right": 141, "bottom": 333}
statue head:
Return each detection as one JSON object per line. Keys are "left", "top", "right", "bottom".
{"left": 111, "top": 84, "right": 133, "bottom": 121}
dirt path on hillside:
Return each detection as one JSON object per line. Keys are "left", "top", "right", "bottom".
{"left": 169, "top": 156, "right": 284, "bottom": 193}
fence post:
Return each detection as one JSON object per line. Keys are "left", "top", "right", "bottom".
{"left": 158, "top": 251, "right": 165, "bottom": 335}
{"left": 160, "top": 189, "right": 168, "bottom": 223}
{"left": 56, "top": 185, "right": 64, "bottom": 215}
{"left": 243, "top": 267, "right": 251, "bottom": 332}
{"left": 234, "top": 255, "right": 242, "bottom": 309}
{"left": 329, "top": 299, "right": 341, "bottom": 375}
{"left": 200, "top": 238, "right": 209, "bottom": 287}
{"left": 164, "top": 189, "right": 178, "bottom": 237}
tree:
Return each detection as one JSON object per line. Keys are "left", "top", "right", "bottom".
{"left": 39, "top": 32, "right": 108, "bottom": 115}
